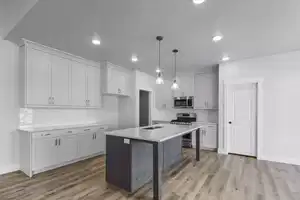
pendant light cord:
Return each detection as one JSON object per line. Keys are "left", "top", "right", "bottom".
{"left": 172, "top": 49, "right": 179, "bottom": 80}
{"left": 158, "top": 40, "right": 161, "bottom": 69}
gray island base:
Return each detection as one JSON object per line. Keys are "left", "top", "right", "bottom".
{"left": 105, "top": 124, "right": 202, "bottom": 200}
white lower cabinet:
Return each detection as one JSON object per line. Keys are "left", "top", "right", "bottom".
{"left": 77, "top": 132, "right": 95, "bottom": 158}
{"left": 58, "top": 135, "right": 78, "bottom": 163}
{"left": 33, "top": 136, "right": 58, "bottom": 170}
{"left": 192, "top": 124, "right": 218, "bottom": 150}
{"left": 21, "top": 126, "right": 107, "bottom": 177}
{"left": 203, "top": 125, "right": 217, "bottom": 149}
{"left": 95, "top": 130, "right": 106, "bottom": 154}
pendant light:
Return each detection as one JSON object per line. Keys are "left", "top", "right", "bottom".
{"left": 171, "top": 49, "right": 179, "bottom": 90}
{"left": 155, "top": 36, "right": 164, "bottom": 84}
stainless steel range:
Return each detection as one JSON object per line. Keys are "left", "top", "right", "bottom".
{"left": 170, "top": 113, "right": 197, "bottom": 148}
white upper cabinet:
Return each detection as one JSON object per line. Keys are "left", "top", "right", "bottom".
{"left": 20, "top": 40, "right": 102, "bottom": 108}
{"left": 194, "top": 73, "right": 218, "bottom": 109}
{"left": 51, "top": 55, "right": 70, "bottom": 106}
{"left": 173, "top": 73, "right": 194, "bottom": 97}
{"left": 86, "top": 66, "right": 101, "bottom": 107}
{"left": 26, "top": 48, "right": 51, "bottom": 106}
{"left": 71, "top": 61, "right": 86, "bottom": 107}
{"left": 101, "top": 61, "right": 131, "bottom": 96}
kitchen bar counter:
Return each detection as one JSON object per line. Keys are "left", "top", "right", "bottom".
{"left": 105, "top": 124, "right": 202, "bottom": 142}
{"left": 105, "top": 124, "right": 203, "bottom": 200}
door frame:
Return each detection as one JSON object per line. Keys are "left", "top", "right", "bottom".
{"left": 138, "top": 89, "right": 152, "bottom": 127}
{"left": 222, "top": 78, "right": 263, "bottom": 159}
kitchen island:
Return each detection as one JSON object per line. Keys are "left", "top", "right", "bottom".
{"left": 105, "top": 124, "right": 202, "bottom": 200}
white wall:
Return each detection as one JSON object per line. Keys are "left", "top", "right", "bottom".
{"left": 31, "top": 96, "right": 118, "bottom": 127}
{"left": 219, "top": 51, "right": 300, "bottom": 165}
{"left": 0, "top": 39, "right": 20, "bottom": 174}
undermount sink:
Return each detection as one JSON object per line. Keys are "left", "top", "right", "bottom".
{"left": 142, "top": 126, "right": 163, "bottom": 130}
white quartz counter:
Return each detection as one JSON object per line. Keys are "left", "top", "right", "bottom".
{"left": 18, "top": 123, "right": 108, "bottom": 132}
{"left": 105, "top": 124, "right": 203, "bottom": 142}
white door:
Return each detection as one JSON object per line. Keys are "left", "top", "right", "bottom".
{"left": 71, "top": 61, "right": 87, "bottom": 107}
{"left": 50, "top": 55, "right": 70, "bottom": 106}
{"left": 33, "top": 137, "right": 57, "bottom": 170}
{"left": 57, "top": 135, "right": 78, "bottom": 163}
{"left": 227, "top": 83, "right": 257, "bottom": 157}
{"left": 26, "top": 48, "right": 51, "bottom": 105}
{"left": 87, "top": 66, "right": 101, "bottom": 107}
{"left": 77, "top": 132, "right": 95, "bottom": 158}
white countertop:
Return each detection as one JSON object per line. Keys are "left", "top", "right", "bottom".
{"left": 18, "top": 123, "right": 108, "bottom": 132}
{"left": 105, "top": 124, "right": 203, "bottom": 142}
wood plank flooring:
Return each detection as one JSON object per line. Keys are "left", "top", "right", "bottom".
{"left": 0, "top": 150, "right": 300, "bottom": 200}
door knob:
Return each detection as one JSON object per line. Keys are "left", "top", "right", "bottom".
{"left": 228, "top": 121, "right": 232, "bottom": 124}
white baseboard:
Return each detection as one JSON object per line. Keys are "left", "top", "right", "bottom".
{"left": 217, "top": 149, "right": 228, "bottom": 155}
{"left": 0, "top": 164, "right": 20, "bottom": 175}
{"left": 260, "top": 155, "right": 300, "bottom": 166}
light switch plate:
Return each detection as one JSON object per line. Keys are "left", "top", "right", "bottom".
{"left": 124, "top": 138, "right": 130, "bottom": 144}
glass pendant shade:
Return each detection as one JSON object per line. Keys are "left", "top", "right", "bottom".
{"left": 171, "top": 80, "right": 179, "bottom": 90}
{"left": 156, "top": 72, "right": 164, "bottom": 84}
{"left": 155, "top": 36, "right": 164, "bottom": 84}
{"left": 171, "top": 49, "right": 179, "bottom": 90}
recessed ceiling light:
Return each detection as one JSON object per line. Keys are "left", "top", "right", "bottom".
{"left": 92, "top": 32, "right": 101, "bottom": 45}
{"left": 131, "top": 55, "right": 138, "bottom": 62}
{"left": 222, "top": 55, "right": 230, "bottom": 61}
{"left": 212, "top": 34, "right": 223, "bottom": 42}
{"left": 193, "top": 0, "right": 206, "bottom": 5}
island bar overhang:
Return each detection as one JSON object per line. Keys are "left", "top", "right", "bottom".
{"left": 105, "top": 124, "right": 203, "bottom": 200}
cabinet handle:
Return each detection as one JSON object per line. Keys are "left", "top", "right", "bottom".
{"left": 48, "top": 97, "right": 51, "bottom": 104}
{"left": 84, "top": 129, "right": 90, "bottom": 131}
{"left": 44, "top": 133, "right": 51, "bottom": 136}
{"left": 55, "top": 139, "right": 57, "bottom": 146}
{"left": 67, "top": 130, "right": 72, "bottom": 133}
{"left": 95, "top": 133, "right": 97, "bottom": 139}
{"left": 58, "top": 139, "right": 61, "bottom": 146}
{"left": 52, "top": 97, "right": 55, "bottom": 104}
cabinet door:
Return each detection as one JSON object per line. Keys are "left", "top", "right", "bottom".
{"left": 57, "top": 135, "right": 78, "bottom": 163}
{"left": 194, "top": 74, "right": 218, "bottom": 109}
{"left": 194, "top": 74, "right": 210, "bottom": 109}
{"left": 94, "top": 130, "right": 106, "bottom": 154}
{"left": 26, "top": 48, "right": 51, "bottom": 106}
{"left": 206, "top": 74, "right": 218, "bottom": 109}
{"left": 87, "top": 66, "right": 101, "bottom": 107}
{"left": 203, "top": 126, "right": 217, "bottom": 149}
{"left": 77, "top": 132, "right": 95, "bottom": 158}
{"left": 71, "top": 61, "right": 87, "bottom": 107}
{"left": 51, "top": 55, "right": 70, "bottom": 106}
{"left": 33, "top": 137, "right": 57, "bottom": 170}
{"left": 107, "top": 66, "right": 120, "bottom": 94}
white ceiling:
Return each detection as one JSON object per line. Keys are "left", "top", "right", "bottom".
{"left": 0, "top": 0, "right": 38, "bottom": 38}
{"left": 6, "top": 0, "right": 300, "bottom": 77}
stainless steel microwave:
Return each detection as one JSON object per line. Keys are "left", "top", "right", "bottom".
{"left": 173, "top": 96, "right": 194, "bottom": 109}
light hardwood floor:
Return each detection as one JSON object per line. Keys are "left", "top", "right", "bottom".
{"left": 0, "top": 150, "right": 299, "bottom": 200}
